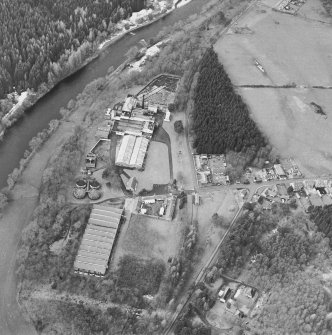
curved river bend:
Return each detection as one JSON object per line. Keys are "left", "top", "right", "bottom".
{"left": 0, "top": 0, "right": 202, "bottom": 188}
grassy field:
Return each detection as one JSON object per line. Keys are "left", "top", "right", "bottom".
{"left": 215, "top": 2, "right": 332, "bottom": 176}
{"left": 297, "top": 0, "right": 332, "bottom": 22}
{"left": 113, "top": 214, "right": 182, "bottom": 265}
{"left": 163, "top": 114, "right": 196, "bottom": 190}
{"left": 190, "top": 189, "right": 238, "bottom": 279}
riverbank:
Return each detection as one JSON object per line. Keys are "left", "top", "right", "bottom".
{"left": 0, "top": 0, "right": 192, "bottom": 141}
{"left": 4, "top": 0, "right": 252, "bottom": 332}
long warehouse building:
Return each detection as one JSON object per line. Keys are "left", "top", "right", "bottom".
{"left": 116, "top": 134, "right": 149, "bottom": 169}
{"left": 74, "top": 204, "right": 123, "bottom": 276}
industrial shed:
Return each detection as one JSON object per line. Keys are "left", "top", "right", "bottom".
{"left": 74, "top": 205, "right": 123, "bottom": 276}
{"left": 116, "top": 134, "right": 149, "bottom": 169}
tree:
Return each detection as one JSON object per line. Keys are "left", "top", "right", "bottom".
{"left": 287, "top": 185, "right": 294, "bottom": 195}
{"left": 0, "top": 0, "right": 147, "bottom": 99}
{"left": 168, "top": 103, "right": 176, "bottom": 113}
{"left": 211, "top": 213, "right": 223, "bottom": 227}
{"left": 0, "top": 191, "right": 8, "bottom": 211}
{"left": 174, "top": 120, "right": 184, "bottom": 134}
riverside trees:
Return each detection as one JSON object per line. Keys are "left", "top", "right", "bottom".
{"left": 0, "top": 0, "right": 146, "bottom": 98}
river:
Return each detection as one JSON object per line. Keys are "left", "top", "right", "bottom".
{"left": 0, "top": 0, "right": 202, "bottom": 189}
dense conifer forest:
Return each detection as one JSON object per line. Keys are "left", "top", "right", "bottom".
{"left": 192, "top": 48, "right": 267, "bottom": 160}
{"left": 0, "top": 0, "right": 146, "bottom": 98}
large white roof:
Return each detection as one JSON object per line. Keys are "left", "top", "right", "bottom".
{"left": 74, "top": 205, "right": 123, "bottom": 275}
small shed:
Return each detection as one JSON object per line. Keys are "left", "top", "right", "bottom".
{"left": 159, "top": 206, "right": 165, "bottom": 216}
{"left": 274, "top": 164, "right": 286, "bottom": 179}
{"left": 164, "top": 109, "right": 171, "bottom": 122}
{"left": 105, "top": 108, "right": 112, "bottom": 120}
{"left": 86, "top": 153, "right": 97, "bottom": 169}
{"left": 194, "top": 193, "right": 200, "bottom": 206}
{"left": 142, "top": 195, "right": 156, "bottom": 204}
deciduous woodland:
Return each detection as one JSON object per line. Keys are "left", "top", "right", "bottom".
{"left": 0, "top": 0, "right": 146, "bottom": 98}
{"left": 207, "top": 203, "right": 332, "bottom": 334}
{"left": 192, "top": 48, "right": 270, "bottom": 166}
{"left": 310, "top": 205, "right": 332, "bottom": 244}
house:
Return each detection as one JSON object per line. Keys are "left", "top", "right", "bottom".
{"left": 243, "top": 286, "right": 257, "bottom": 299}
{"left": 238, "top": 305, "right": 250, "bottom": 317}
{"left": 274, "top": 164, "right": 287, "bottom": 179}
{"left": 267, "top": 187, "right": 278, "bottom": 198}
{"left": 290, "top": 181, "right": 304, "bottom": 192}
{"left": 315, "top": 179, "right": 326, "bottom": 188}
{"left": 126, "top": 177, "right": 138, "bottom": 193}
{"left": 303, "top": 180, "right": 317, "bottom": 196}
{"left": 276, "top": 184, "right": 289, "bottom": 200}
{"left": 220, "top": 288, "right": 232, "bottom": 303}
{"left": 105, "top": 108, "right": 112, "bottom": 120}
{"left": 197, "top": 171, "right": 210, "bottom": 184}
{"left": 299, "top": 197, "right": 311, "bottom": 212}
{"left": 254, "top": 176, "right": 262, "bottom": 183}
{"left": 86, "top": 153, "right": 97, "bottom": 169}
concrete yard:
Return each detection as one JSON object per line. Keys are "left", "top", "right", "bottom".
{"left": 215, "top": 1, "right": 332, "bottom": 176}
{"left": 125, "top": 141, "right": 170, "bottom": 192}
